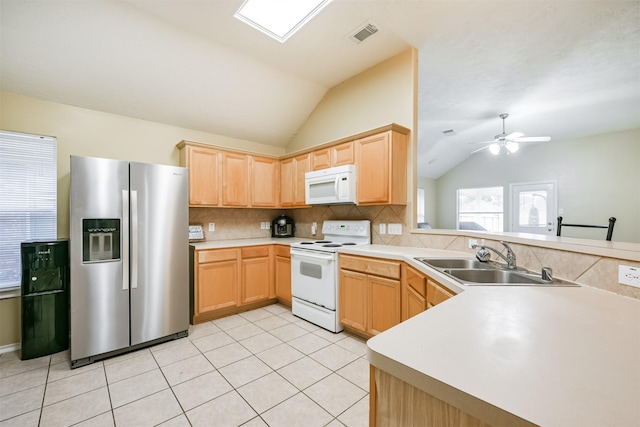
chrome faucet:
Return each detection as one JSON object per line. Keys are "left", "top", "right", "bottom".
{"left": 472, "top": 241, "right": 517, "bottom": 269}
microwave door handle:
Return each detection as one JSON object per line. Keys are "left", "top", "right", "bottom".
{"left": 335, "top": 178, "right": 340, "bottom": 198}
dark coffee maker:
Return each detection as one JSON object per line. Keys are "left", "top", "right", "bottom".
{"left": 271, "top": 215, "right": 295, "bottom": 237}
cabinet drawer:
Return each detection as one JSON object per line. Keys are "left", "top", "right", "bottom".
{"left": 427, "top": 279, "right": 455, "bottom": 307}
{"left": 339, "top": 255, "right": 400, "bottom": 280}
{"left": 198, "top": 248, "right": 238, "bottom": 264}
{"left": 241, "top": 245, "right": 270, "bottom": 259}
{"left": 406, "top": 265, "right": 426, "bottom": 298}
{"left": 274, "top": 245, "right": 291, "bottom": 257}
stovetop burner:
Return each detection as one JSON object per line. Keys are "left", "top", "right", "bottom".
{"left": 342, "top": 243, "right": 356, "bottom": 245}
{"left": 322, "top": 244, "right": 342, "bottom": 248}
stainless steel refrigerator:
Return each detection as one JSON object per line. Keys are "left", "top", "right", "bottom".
{"left": 70, "top": 156, "right": 189, "bottom": 368}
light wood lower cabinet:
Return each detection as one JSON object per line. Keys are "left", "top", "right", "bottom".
{"left": 274, "top": 245, "right": 292, "bottom": 305}
{"left": 196, "top": 248, "right": 239, "bottom": 315}
{"left": 402, "top": 264, "right": 455, "bottom": 321}
{"left": 240, "top": 246, "right": 273, "bottom": 305}
{"left": 194, "top": 245, "right": 278, "bottom": 323}
{"left": 339, "top": 254, "right": 401, "bottom": 338}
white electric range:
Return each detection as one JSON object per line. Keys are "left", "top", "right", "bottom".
{"left": 290, "top": 220, "right": 371, "bottom": 332}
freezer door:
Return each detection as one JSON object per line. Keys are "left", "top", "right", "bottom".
{"left": 129, "top": 162, "right": 189, "bottom": 346}
{"left": 70, "top": 156, "right": 130, "bottom": 361}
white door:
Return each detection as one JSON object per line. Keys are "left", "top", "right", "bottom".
{"left": 510, "top": 181, "right": 557, "bottom": 236}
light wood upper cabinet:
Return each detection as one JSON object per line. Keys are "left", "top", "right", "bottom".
{"left": 311, "top": 142, "right": 354, "bottom": 171}
{"left": 251, "top": 156, "right": 279, "bottom": 207}
{"left": 279, "top": 158, "right": 294, "bottom": 207}
{"left": 355, "top": 130, "right": 407, "bottom": 205}
{"left": 332, "top": 142, "right": 354, "bottom": 166}
{"left": 179, "top": 145, "right": 220, "bottom": 206}
{"left": 221, "top": 152, "right": 249, "bottom": 207}
{"left": 294, "top": 153, "right": 310, "bottom": 206}
{"left": 311, "top": 148, "right": 331, "bottom": 171}
{"left": 280, "top": 154, "right": 310, "bottom": 208}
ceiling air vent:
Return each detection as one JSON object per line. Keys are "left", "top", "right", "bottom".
{"left": 348, "top": 22, "right": 379, "bottom": 44}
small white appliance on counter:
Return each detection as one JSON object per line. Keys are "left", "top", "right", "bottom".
{"left": 305, "top": 164, "right": 357, "bottom": 205}
{"left": 290, "top": 220, "right": 371, "bottom": 332}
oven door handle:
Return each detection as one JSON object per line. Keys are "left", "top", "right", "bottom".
{"left": 291, "top": 250, "right": 335, "bottom": 262}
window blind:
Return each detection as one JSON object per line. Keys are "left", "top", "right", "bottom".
{"left": 0, "top": 130, "right": 57, "bottom": 295}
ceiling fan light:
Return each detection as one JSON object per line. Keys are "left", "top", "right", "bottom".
{"left": 506, "top": 141, "right": 519, "bottom": 153}
{"left": 489, "top": 143, "right": 501, "bottom": 155}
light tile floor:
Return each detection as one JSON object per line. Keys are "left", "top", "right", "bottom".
{"left": 0, "top": 304, "right": 369, "bottom": 427}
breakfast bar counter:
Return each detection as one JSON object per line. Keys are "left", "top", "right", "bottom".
{"left": 340, "top": 246, "right": 640, "bottom": 426}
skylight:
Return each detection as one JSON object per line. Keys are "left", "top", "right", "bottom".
{"left": 234, "top": 0, "right": 332, "bottom": 43}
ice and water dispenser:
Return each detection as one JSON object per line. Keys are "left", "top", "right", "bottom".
{"left": 82, "top": 219, "right": 120, "bottom": 262}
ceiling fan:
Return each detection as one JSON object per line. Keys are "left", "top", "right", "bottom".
{"left": 471, "top": 113, "right": 551, "bottom": 155}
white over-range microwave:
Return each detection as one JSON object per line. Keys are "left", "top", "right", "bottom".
{"left": 305, "top": 164, "right": 357, "bottom": 205}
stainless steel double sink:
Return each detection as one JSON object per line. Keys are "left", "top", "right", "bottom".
{"left": 415, "top": 258, "right": 579, "bottom": 286}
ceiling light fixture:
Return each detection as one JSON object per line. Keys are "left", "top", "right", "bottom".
{"left": 234, "top": 0, "right": 332, "bottom": 43}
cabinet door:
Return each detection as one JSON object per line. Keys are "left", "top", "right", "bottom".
{"left": 311, "top": 148, "right": 331, "bottom": 171}
{"left": 275, "top": 250, "right": 292, "bottom": 304}
{"left": 426, "top": 279, "right": 455, "bottom": 308}
{"left": 251, "top": 156, "right": 279, "bottom": 207}
{"left": 294, "top": 153, "right": 311, "bottom": 206}
{"left": 240, "top": 246, "right": 272, "bottom": 305}
{"left": 405, "top": 285, "right": 426, "bottom": 320}
{"left": 339, "top": 269, "right": 368, "bottom": 333}
{"left": 197, "top": 260, "right": 238, "bottom": 313}
{"left": 280, "top": 158, "right": 294, "bottom": 207}
{"left": 187, "top": 146, "right": 219, "bottom": 206}
{"left": 331, "top": 142, "right": 354, "bottom": 166}
{"left": 356, "top": 132, "right": 390, "bottom": 204}
{"left": 368, "top": 275, "right": 401, "bottom": 336}
{"left": 241, "top": 257, "right": 271, "bottom": 304}
{"left": 222, "top": 152, "right": 249, "bottom": 207}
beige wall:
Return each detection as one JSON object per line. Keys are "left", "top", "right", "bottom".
{"left": 287, "top": 49, "right": 415, "bottom": 152}
{"left": 0, "top": 92, "right": 285, "bottom": 240}
{"left": 0, "top": 91, "right": 285, "bottom": 349}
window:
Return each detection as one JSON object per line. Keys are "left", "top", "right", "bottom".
{"left": 417, "top": 188, "right": 425, "bottom": 223}
{"left": 235, "top": 0, "right": 332, "bottom": 42}
{"left": 0, "top": 130, "right": 57, "bottom": 296}
{"left": 457, "top": 186, "right": 503, "bottom": 232}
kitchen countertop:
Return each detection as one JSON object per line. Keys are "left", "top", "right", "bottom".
{"left": 189, "top": 237, "right": 312, "bottom": 250}
{"left": 338, "top": 244, "right": 640, "bottom": 427}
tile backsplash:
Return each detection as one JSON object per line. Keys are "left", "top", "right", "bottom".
{"left": 190, "top": 205, "right": 640, "bottom": 300}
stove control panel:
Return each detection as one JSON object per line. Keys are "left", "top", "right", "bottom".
{"left": 322, "top": 220, "right": 371, "bottom": 237}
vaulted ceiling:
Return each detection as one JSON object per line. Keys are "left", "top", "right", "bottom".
{"left": 2, "top": 1, "right": 638, "bottom": 178}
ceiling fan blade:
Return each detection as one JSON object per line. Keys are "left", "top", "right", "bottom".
{"left": 468, "top": 140, "right": 495, "bottom": 145}
{"left": 505, "top": 132, "right": 524, "bottom": 140}
{"left": 513, "top": 136, "right": 551, "bottom": 142}
{"left": 471, "top": 145, "right": 490, "bottom": 154}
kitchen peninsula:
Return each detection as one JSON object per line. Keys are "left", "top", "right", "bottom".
{"left": 338, "top": 245, "right": 640, "bottom": 427}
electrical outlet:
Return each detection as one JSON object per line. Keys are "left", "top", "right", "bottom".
{"left": 388, "top": 223, "right": 402, "bottom": 235}
{"left": 469, "top": 239, "right": 478, "bottom": 249}
{"left": 208, "top": 222, "right": 215, "bottom": 232}
{"left": 379, "top": 223, "right": 386, "bottom": 234}
{"left": 619, "top": 265, "right": 640, "bottom": 288}
{"left": 260, "top": 222, "right": 265, "bottom": 229}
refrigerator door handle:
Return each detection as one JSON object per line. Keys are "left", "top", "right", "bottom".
{"left": 122, "top": 189, "right": 129, "bottom": 291}
{"left": 131, "top": 190, "right": 138, "bottom": 289}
